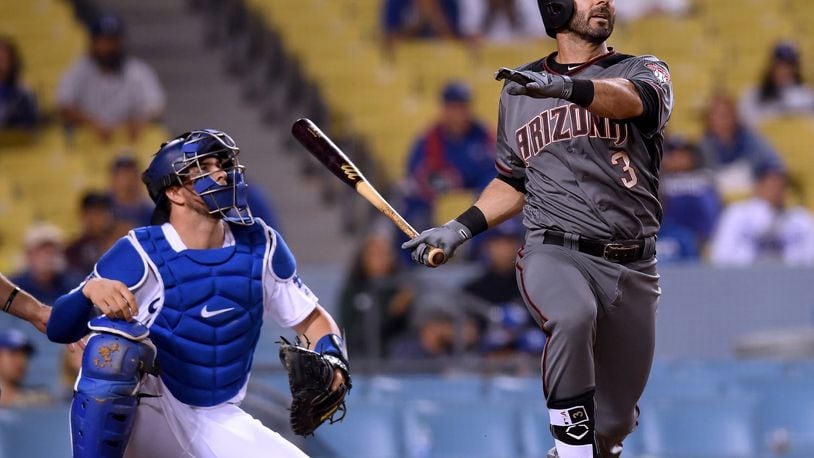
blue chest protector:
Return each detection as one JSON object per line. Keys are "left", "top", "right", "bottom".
{"left": 133, "top": 223, "right": 267, "bottom": 407}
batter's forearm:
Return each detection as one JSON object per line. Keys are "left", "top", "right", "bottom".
{"left": 474, "top": 178, "right": 525, "bottom": 228}
{"left": 0, "top": 274, "right": 50, "bottom": 333}
{"left": 585, "top": 78, "right": 644, "bottom": 119}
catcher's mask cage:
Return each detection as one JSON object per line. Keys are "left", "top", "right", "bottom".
{"left": 144, "top": 129, "right": 254, "bottom": 226}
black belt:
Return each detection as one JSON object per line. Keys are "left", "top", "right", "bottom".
{"left": 542, "top": 230, "right": 650, "bottom": 264}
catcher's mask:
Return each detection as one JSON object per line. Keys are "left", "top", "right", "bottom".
{"left": 142, "top": 129, "right": 253, "bottom": 226}
{"left": 538, "top": 0, "right": 575, "bottom": 38}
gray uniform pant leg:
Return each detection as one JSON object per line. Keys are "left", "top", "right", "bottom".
{"left": 516, "top": 244, "right": 660, "bottom": 440}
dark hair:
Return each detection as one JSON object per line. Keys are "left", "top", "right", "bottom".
{"left": 0, "top": 36, "right": 22, "bottom": 85}
{"left": 80, "top": 191, "right": 113, "bottom": 210}
{"left": 758, "top": 44, "right": 804, "bottom": 103}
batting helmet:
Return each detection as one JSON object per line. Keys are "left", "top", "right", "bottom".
{"left": 538, "top": 0, "right": 574, "bottom": 38}
{"left": 142, "top": 129, "right": 253, "bottom": 226}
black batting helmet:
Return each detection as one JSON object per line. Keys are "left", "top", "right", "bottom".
{"left": 538, "top": 0, "right": 574, "bottom": 38}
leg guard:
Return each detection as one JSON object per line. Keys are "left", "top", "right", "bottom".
{"left": 548, "top": 390, "right": 598, "bottom": 458}
{"left": 71, "top": 317, "right": 156, "bottom": 458}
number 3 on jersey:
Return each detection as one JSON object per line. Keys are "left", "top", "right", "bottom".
{"left": 611, "top": 150, "right": 638, "bottom": 189}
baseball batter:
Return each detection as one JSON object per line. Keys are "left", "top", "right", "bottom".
{"left": 47, "top": 129, "right": 350, "bottom": 458}
{"left": 403, "top": 0, "right": 672, "bottom": 456}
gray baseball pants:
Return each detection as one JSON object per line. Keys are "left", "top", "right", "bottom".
{"left": 515, "top": 230, "right": 660, "bottom": 441}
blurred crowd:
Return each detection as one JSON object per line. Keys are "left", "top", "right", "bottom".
{"left": 1, "top": 1, "right": 814, "bottom": 404}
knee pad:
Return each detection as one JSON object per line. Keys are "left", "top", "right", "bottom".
{"left": 71, "top": 317, "right": 156, "bottom": 458}
{"left": 548, "top": 390, "right": 598, "bottom": 458}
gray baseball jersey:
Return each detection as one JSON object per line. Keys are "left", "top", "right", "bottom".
{"left": 496, "top": 50, "right": 674, "bottom": 240}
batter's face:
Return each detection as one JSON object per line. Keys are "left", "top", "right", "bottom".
{"left": 568, "top": 0, "right": 615, "bottom": 44}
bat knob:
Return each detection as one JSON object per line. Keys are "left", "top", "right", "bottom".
{"left": 426, "top": 247, "right": 447, "bottom": 267}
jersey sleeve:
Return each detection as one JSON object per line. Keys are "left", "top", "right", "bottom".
{"left": 624, "top": 56, "right": 674, "bottom": 138}
{"left": 495, "top": 91, "right": 527, "bottom": 181}
{"left": 262, "top": 225, "right": 318, "bottom": 328}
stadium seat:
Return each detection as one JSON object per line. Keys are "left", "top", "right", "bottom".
{"left": 747, "top": 380, "right": 814, "bottom": 455}
{"left": 367, "top": 374, "right": 487, "bottom": 403}
{"left": 404, "top": 401, "right": 521, "bottom": 458}
{"left": 307, "top": 401, "right": 404, "bottom": 458}
{"left": 638, "top": 395, "right": 759, "bottom": 456}
{"left": 0, "top": 404, "right": 72, "bottom": 458}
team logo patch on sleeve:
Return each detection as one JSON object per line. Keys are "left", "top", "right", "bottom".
{"left": 645, "top": 63, "right": 671, "bottom": 84}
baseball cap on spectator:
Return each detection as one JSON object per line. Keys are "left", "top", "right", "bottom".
{"left": 441, "top": 81, "right": 472, "bottom": 104}
{"left": 772, "top": 42, "right": 799, "bottom": 63}
{"left": 752, "top": 161, "right": 787, "bottom": 181}
{"left": 110, "top": 154, "right": 139, "bottom": 172}
{"left": 24, "top": 223, "right": 64, "bottom": 250}
{"left": 0, "top": 329, "right": 35, "bottom": 355}
{"left": 91, "top": 13, "right": 125, "bottom": 38}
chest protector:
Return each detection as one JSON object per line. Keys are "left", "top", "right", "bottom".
{"left": 133, "top": 223, "right": 267, "bottom": 406}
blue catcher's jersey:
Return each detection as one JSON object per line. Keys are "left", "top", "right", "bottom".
{"left": 92, "top": 219, "right": 318, "bottom": 407}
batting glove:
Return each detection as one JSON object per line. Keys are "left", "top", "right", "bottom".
{"left": 495, "top": 67, "right": 574, "bottom": 100}
{"left": 401, "top": 220, "right": 471, "bottom": 267}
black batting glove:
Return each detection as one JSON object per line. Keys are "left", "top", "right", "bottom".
{"left": 401, "top": 220, "right": 471, "bottom": 267}
{"left": 495, "top": 67, "right": 574, "bottom": 100}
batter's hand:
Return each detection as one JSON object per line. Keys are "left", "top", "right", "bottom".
{"left": 495, "top": 67, "right": 574, "bottom": 100}
{"left": 401, "top": 220, "right": 471, "bottom": 267}
{"left": 82, "top": 278, "right": 138, "bottom": 321}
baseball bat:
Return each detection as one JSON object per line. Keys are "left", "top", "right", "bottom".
{"left": 291, "top": 118, "right": 446, "bottom": 267}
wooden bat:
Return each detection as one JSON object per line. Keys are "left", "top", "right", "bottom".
{"left": 291, "top": 118, "right": 446, "bottom": 267}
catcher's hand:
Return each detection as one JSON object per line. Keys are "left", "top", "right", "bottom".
{"left": 279, "top": 336, "right": 351, "bottom": 436}
{"left": 495, "top": 67, "right": 574, "bottom": 100}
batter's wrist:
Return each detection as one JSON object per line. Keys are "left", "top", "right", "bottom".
{"left": 566, "top": 79, "right": 595, "bottom": 107}
{"left": 454, "top": 206, "right": 488, "bottom": 238}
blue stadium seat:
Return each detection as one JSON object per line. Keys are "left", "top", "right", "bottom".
{"left": 367, "top": 375, "right": 487, "bottom": 403}
{"left": 518, "top": 400, "right": 555, "bottom": 457}
{"left": 0, "top": 404, "right": 71, "bottom": 458}
{"left": 404, "top": 401, "right": 521, "bottom": 458}
{"left": 489, "top": 376, "right": 545, "bottom": 404}
{"left": 747, "top": 380, "right": 814, "bottom": 455}
{"left": 638, "top": 395, "right": 759, "bottom": 456}
{"left": 307, "top": 401, "right": 403, "bottom": 458}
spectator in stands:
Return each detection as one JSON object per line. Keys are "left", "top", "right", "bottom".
{"left": 59, "top": 344, "right": 83, "bottom": 401}
{"left": 389, "top": 305, "right": 479, "bottom": 360}
{"left": 614, "top": 0, "right": 690, "bottom": 23}
{"left": 246, "top": 185, "right": 282, "bottom": 234}
{"left": 740, "top": 41, "right": 814, "bottom": 125}
{"left": 657, "top": 137, "right": 720, "bottom": 263}
{"left": 57, "top": 13, "right": 165, "bottom": 143}
{"left": 108, "top": 154, "right": 153, "bottom": 227}
{"left": 709, "top": 164, "right": 814, "bottom": 266}
{"left": 65, "top": 192, "right": 116, "bottom": 274}
{"left": 459, "top": 0, "right": 546, "bottom": 43}
{"left": 383, "top": 0, "right": 460, "bottom": 48}
{"left": 10, "top": 224, "right": 82, "bottom": 305}
{"left": 0, "top": 329, "right": 53, "bottom": 407}
{"left": 462, "top": 219, "right": 545, "bottom": 355}
{"left": 699, "top": 94, "right": 783, "bottom": 200}
{"left": 338, "top": 228, "right": 413, "bottom": 358}
{"left": 0, "top": 36, "right": 38, "bottom": 129}
{"left": 402, "top": 81, "right": 495, "bottom": 234}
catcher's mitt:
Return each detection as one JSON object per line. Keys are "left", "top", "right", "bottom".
{"left": 278, "top": 336, "right": 351, "bottom": 436}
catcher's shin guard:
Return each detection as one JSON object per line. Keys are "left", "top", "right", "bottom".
{"left": 547, "top": 390, "right": 598, "bottom": 458}
{"left": 71, "top": 318, "right": 156, "bottom": 458}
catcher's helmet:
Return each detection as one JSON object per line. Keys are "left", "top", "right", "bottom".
{"left": 142, "top": 129, "right": 253, "bottom": 226}
{"left": 538, "top": 0, "right": 574, "bottom": 38}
